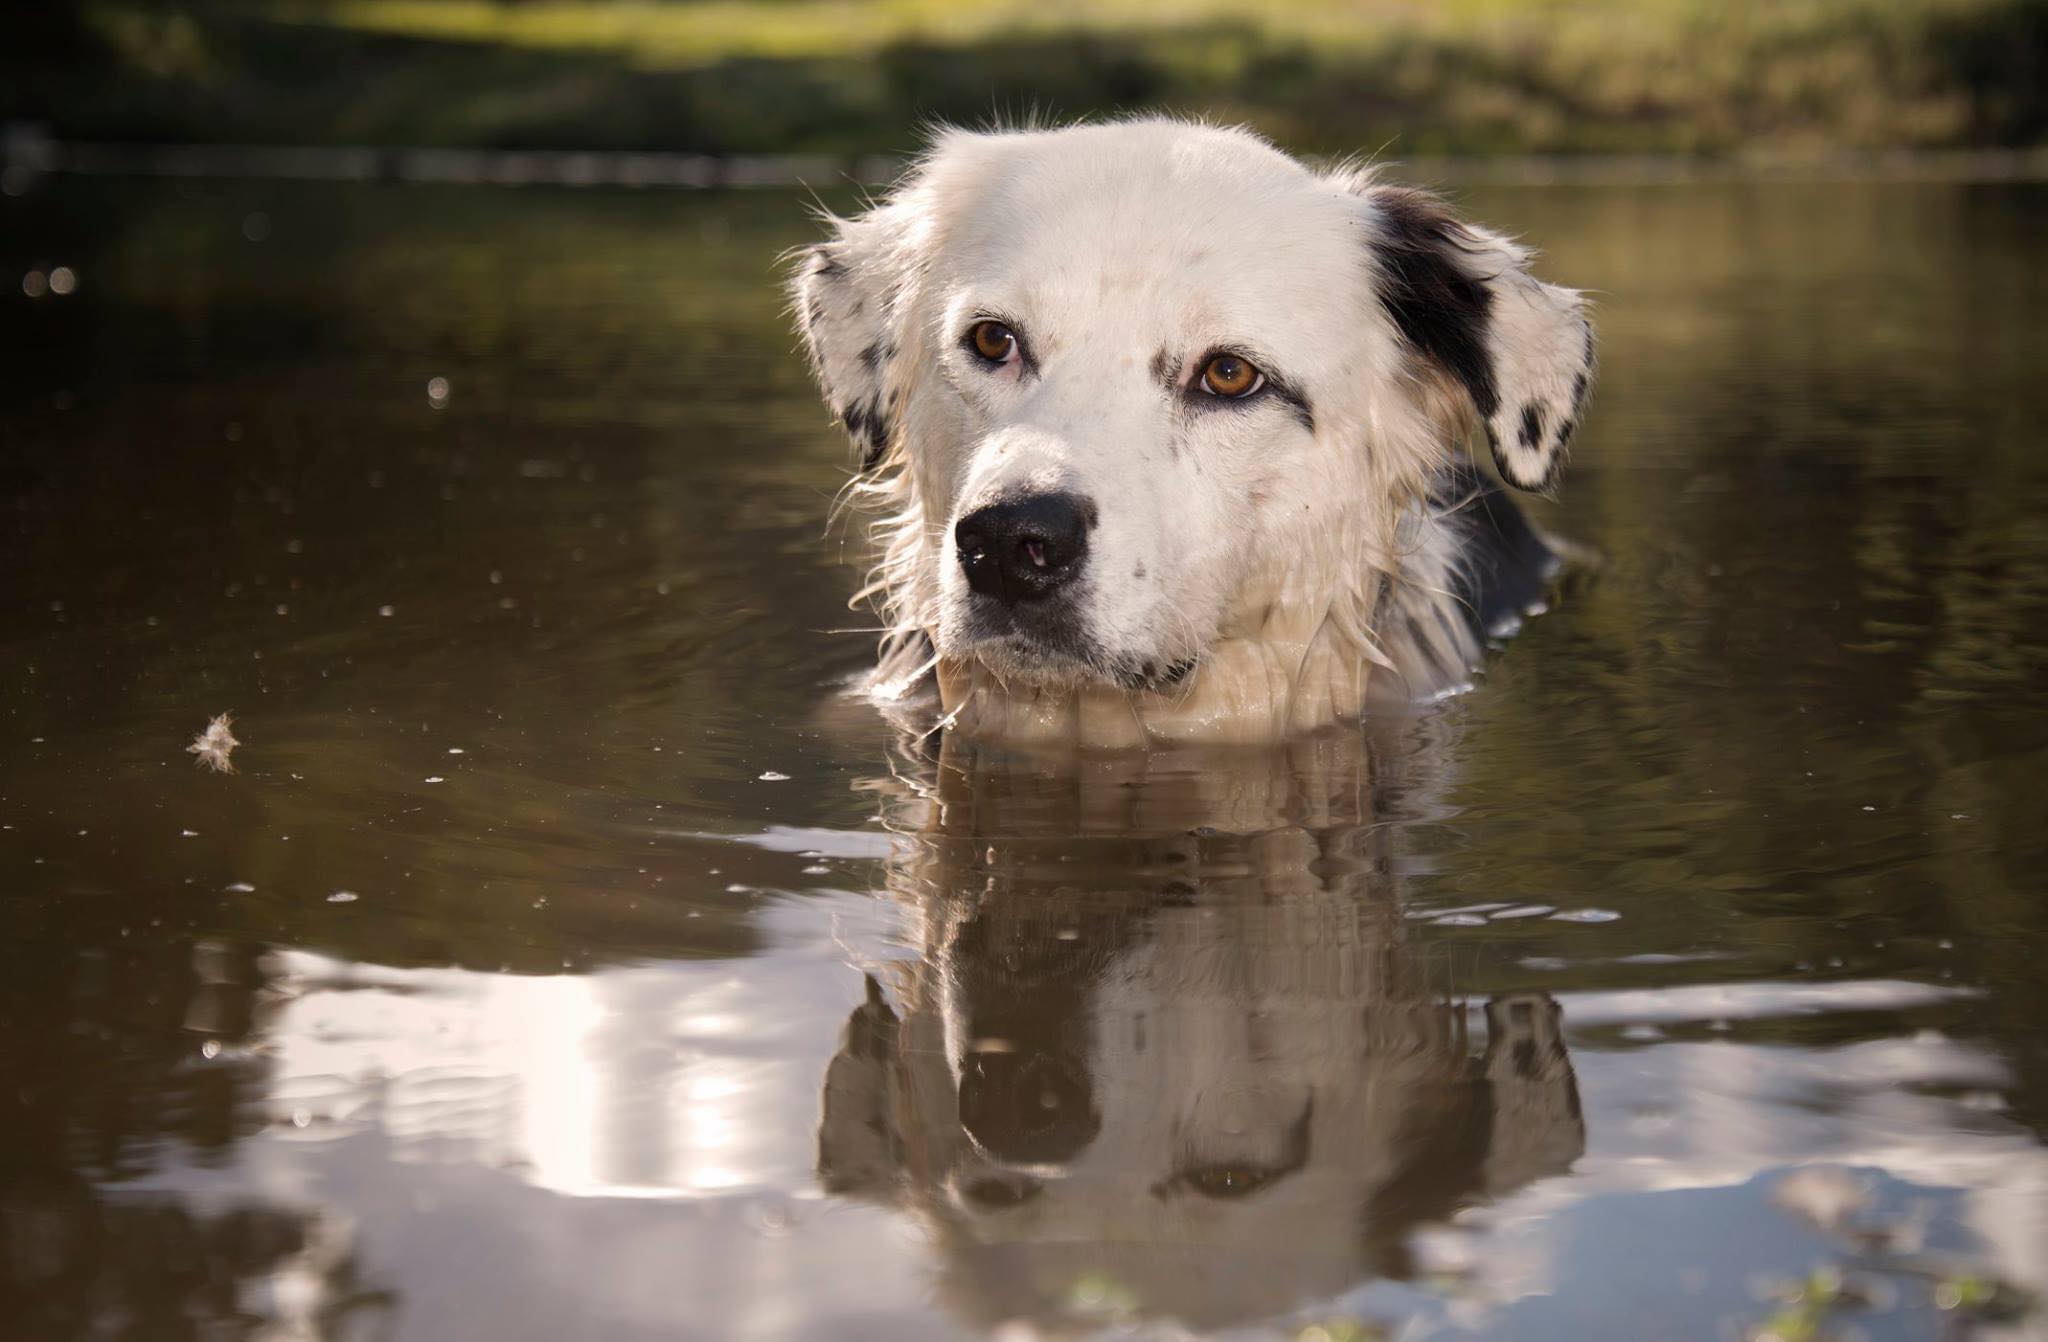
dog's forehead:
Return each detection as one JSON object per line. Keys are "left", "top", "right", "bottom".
{"left": 926, "top": 127, "right": 1364, "bottom": 322}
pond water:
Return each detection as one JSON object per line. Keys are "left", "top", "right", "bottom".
{"left": 3, "top": 172, "right": 2045, "bottom": 1341}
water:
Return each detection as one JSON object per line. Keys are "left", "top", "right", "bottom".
{"left": 3, "top": 174, "right": 2045, "bottom": 1340}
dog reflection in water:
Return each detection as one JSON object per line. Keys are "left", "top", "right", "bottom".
{"left": 818, "top": 721, "right": 1584, "bottom": 1332}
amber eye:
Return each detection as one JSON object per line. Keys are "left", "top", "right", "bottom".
{"left": 1199, "top": 353, "right": 1264, "bottom": 398}
{"left": 968, "top": 320, "right": 1018, "bottom": 364}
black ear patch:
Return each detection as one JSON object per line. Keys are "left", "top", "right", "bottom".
{"left": 1369, "top": 188, "right": 1500, "bottom": 427}
{"left": 1363, "top": 184, "right": 1592, "bottom": 492}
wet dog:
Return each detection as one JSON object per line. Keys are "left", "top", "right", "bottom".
{"left": 792, "top": 118, "right": 1593, "bottom": 745}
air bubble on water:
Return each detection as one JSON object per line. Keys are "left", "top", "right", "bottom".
{"left": 327, "top": 890, "right": 359, "bottom": 903}
{"left": 425, "top": 776, "right": 445, "bottom": 784}
{"left": 1055, "top": 928, "right": 1080, "bottom": 941}
{"left": 224, "top": 882, "right": 255, "bottom": 893}
{"left": 378, "top": 605, "right": 395, "bottom": 617}
{"left": 489, "top": 570, "right": 503, "bottom": 584}
{"left": 1433, "top": 914, "right": 1488, "bottom": 927}
{"left": 802, "top": 864, "right": 830, "bottom": 875}
{"left": 1550, "top": 908, "right": 1620, "bottom": 923}
{"left": 1862, "top": 805, "right": 1877, "bottom": 812}
{"left": 291, "top": 1108, "right": 311, "bottom": 1128}
{"left": 448, "top": 747, "right": 465, "bottom": 755}
{"left": 22, "top": 269, "right": 47, "bottom": 298}
{"left": 726, "top": 883, "right": 753, "bottom": 894}
{"left": 1491, "top": 904, "right": 1555, "bottom": 920}
{"left": 201, "top": 1040, "right": 221, "bottom": 1059}
{"left": 426, "top": 377, "right": 450, "bottom": 408}
{"left": 180, "top": 829, "right": 199, "bottom": 838}
{"left": 48, "top": 266, "right": 76, "bottom": 295}
{"left": 758, "top": 771, "right": 790, "bottom": 781}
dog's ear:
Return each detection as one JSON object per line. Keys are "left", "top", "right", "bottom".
{"left": 1359, "top": 185, "right": 1594, "bottom": 491}
{"left": 816, "top": 975, "right": 905, "bottom": 1199}
{"left": 789, "top": 205, "right": 917, "bottom": 473}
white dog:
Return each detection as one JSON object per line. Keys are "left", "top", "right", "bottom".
{"left": 792, "top": 118, "right": 1593, "bottom": 746}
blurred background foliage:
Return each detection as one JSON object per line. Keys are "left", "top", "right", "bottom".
{"left": 6, "top": 0, "right": 2046, "bottom": 158}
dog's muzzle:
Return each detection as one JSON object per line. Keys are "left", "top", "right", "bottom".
{"left": 954, "top": 492, "right": 1093, "bottom": 606}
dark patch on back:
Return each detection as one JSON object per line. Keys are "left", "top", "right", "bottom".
{"left": 1431, "top": 460, "right": 1558, "bottom": 639}
{"left": 1518, "top": 402, "right": 1545, "bottom": 450}
{"left": 1368, "top": 188, "right": 1499, "bottom": 423}
{"left": 858, "top": 342, "right": 882, "bottom": 371}
{"left": 1571, "top": 371, "right": 1589, "bottom": 408}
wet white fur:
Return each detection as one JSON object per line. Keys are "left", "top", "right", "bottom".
{"left": 792, "top": 118, "right": 1591, "bottom": 746}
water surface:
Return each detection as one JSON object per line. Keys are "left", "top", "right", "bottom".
{"left": 3, "top": 174, "right": 2045, "bottom": 1340}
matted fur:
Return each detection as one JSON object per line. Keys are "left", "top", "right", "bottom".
{"left": 790, "top": 117, "right": 1594, "bottom": 746}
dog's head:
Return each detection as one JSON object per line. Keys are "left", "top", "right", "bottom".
{"left": 793, "top": 119, "right": 1592, "bottom": 700}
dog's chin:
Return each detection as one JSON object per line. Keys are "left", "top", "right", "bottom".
{"left": 947, "top": 618, "right": 1198, "bottom": 694}
{"left": 955, "top": 631, "right": 1107, "bottom": 690}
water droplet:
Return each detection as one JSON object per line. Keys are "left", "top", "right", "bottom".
{"left": 1550, "top": 908, "right": 1621, "bottom": 923}
{"left": 327, "top": 890, "right": 359, "bottom": 903}
{"left": 426, "top": 376, "right": 450, "bottom": 409}
{"left": 758, "top": 771, "right": 790, "bottom": 781}
{"left": 378, "top": 604, "right": 395, "bottom": 617}
{"left": 21, "top": 269, "right": 48, "bottom": 298}
{"left": 224, "top": 882, "right": 255, "bottom": 893}
{"left": 448, "top": 747, "right": 465, "bottom": 755}
{"left": 424, "top": 775, "right": 445, "bottom": 784}
{"left": 201, "top": 1040, "right": 221, "bottom": 1059}
{"left": 801, "top": 864, "right": 830, "bottom": 875}
{"left": 48, "top": 266, "right": 76, "bottom": 295}
{"left": 180, "top": 829, "right": 199, "bottom": 838}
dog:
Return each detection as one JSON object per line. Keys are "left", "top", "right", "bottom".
{"left": 819, "top": 724, "right": 1584, "bottom": 1331}
{"left": 792, "top": 118, "right": 1593, "bottom": 746}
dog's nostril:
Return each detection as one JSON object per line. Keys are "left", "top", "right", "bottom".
{"left": 955, "top": 492, "right": 1093, "bottom": 605}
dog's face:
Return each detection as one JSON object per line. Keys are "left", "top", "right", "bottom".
{"left": 794, "top": 120, "right": 1591, "bottom": 703}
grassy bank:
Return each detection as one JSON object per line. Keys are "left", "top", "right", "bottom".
{"left": 8, "top": 0, "right": 2046, "bottom": 159}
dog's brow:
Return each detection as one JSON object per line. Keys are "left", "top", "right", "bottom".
{"left": 1148, "top": 347, "right": 1177, "bottom": 389}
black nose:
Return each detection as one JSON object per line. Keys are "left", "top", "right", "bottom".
{"left": 954, "top": 493, "right": 1093, "bottom": 605}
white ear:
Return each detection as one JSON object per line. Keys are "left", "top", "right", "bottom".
{"left": 788, "top": 204, "right": 917, "bottom": 471}
{"left": 1360, "top": 185, "right": 1595, "bottom": 491}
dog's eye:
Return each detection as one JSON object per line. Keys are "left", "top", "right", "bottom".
{"left": 967, "top": 320, "right": 1019, "bottom": 365}
{"left": 1199, "top": 354, "right": 1264, "bottom": 398}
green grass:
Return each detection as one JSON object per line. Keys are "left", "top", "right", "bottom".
{"left": 11, "top": 0, "right": 2046, "bottom": 158}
